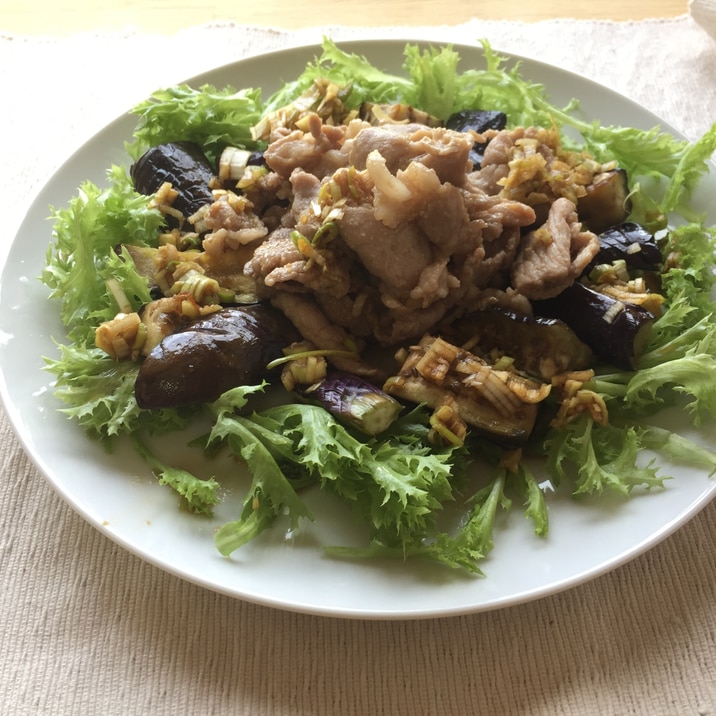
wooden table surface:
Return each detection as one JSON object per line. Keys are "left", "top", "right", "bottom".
{"left": 0, "top": 0, "right": 688, "bottom": 36}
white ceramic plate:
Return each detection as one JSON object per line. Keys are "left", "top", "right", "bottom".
{"left": 1, "top": 39, "right": 715, "bottom": 620}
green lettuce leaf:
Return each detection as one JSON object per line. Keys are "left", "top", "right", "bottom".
{"left": 132, "top": 435, "right": 220, "bottom": 514}
{"left": 659, "top": 223, "right": 716, "bottom": 311}
{"left": 257, "top": 403, "right": 457, "bottom": 542}
{"left": 625, "top": 352, "right": 716, "bottom": 426}
{"left": 212, "top": 416, "right": 315, "bottom": 556}
{"left": 261, "top": 38, "right": 414, "bottom": 116}
{"left": 206, "top": 394, "right": 463, "bottom": 563}
{"left": 325, "top": 472, "right": 509, "bottom": 575}
{"left": 42, "top": 165, "right": 162, "bottom": 343}
{"left": 44, "top": 344, "right": 190, "bottom": 440}
{"left": 512, "top": 463, "right": 550, "bottom": 537}
{"left": 544, "top": 415, "right": 666, "bottom": 495}
{"left": 208, "top": 387, "right": 314, "bottom": 556}
{"left": 127, "top": 84, "right": 264, "bottom": 161}
{"left": 637, "top": 425, "right": 716, "bottom": 477}
{"left": 660, "top": 123, "right": 716, "bottom": 218}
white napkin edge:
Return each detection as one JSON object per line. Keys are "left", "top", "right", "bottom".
{"left": 690, "top": 0, "right": 716, "bottom": 38}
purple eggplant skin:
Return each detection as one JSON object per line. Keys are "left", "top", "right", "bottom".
{"left": 587, "top": 222, "right": 663, "bottom": 274}
{"left": 533, "top": 282, "right": 655, "bottom": 371}
{"left": 130, "top": 141, "right": 215, "bottom": 221}
{"left": 135, "top": 304, "right": 299, "bottom": 409}
{"left": 304, "top": 371, "right": 402, "bottom": 436}
{"left": 246, "top": 150, "right": 267, "bottom": 168}
{"left": 445, "top": 109, "right": 507, "bottom": 169}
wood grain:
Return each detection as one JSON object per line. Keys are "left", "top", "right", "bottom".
{"left": 0, "top": 0, "right": 687, "bottom": 36}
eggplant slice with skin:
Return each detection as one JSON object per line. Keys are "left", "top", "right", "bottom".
{"left": 303, "top": 371, "right": 402, "bottom": 436}
{"left": 135, "top": 304, "right": 299, "bottom": 409}
{"left": 130, "top": 141, "right": 215, "bottom": 224}
{"left": 533, "top": 281, "right": 655, "bottom": 371}
{"left": 588, "top": 222, "right": 663, "bottom": 273}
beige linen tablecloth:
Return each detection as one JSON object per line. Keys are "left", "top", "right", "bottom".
{"left": 2, "top": 16, "right": 716, "bottom": 715}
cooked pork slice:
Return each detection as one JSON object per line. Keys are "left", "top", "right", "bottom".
{"left": 374, "top": 300, "right": 457, "bottom": 346}
{"left": 511, "top": 197, "right": 600, "bottom": 300}
{"left": 469, "top": 162, "right": 509, "bottom": 196}
{"left": 270, "top": 292, "right": 380, "bottom": 377}
{"left": 201, "top": 194, "right": 269, "bottom": 257}
{"left": 453, "top": 180, "right": 536, "bottom": 288}
{"left": 461, "top": 176, "right": 536, "bottom": 233}
{"left": 469, "top": 287, "right": 534, "bottom": 316}
{"left": 472, "top": 126, "right": 604, "bottom": 217}
{"left": 264, "top": 114, "right": 368, "bottom": 180}
{"left": 467, "top": 226, "right": 522, "bottom": 288}
{"left": 417, "top": 181, "right": 471, "bottom": 255}
{"left": 245, "top": 227, "right": 352, "bottom": 296}
{"left": 469, "top": 129, "right": 516, "bottom": 194}
{"left": 316, "top": 292, "right": 379, "bottom": 339}
{"left": 409, "top": 260, "right": 460, "bottom": 307}
{"left": 241, "top": 171, "right": 291, "bottom": 216}
{"left": 339, "top": 204, "right": 433, "bottom": 293}
{"left": 254, "top": 117, "right": 567, "bottom": 349}
{"left": 288, "top": 169, "right": 322, "bottom": 237}
{"left": 493, "top": 126, "right": 561, "bottom": 206}
{"left": 349, "top": 124, "right": 473, "bottom": 186}
{"left": 245, "top": 229, "right": 302, "bottom": 279}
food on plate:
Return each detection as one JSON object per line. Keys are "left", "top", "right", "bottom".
{"left": 41, "top": 40, "right": 716, "bottom": 575}
{"left": 134, "top": 304, "right": 299, "bottom": 409}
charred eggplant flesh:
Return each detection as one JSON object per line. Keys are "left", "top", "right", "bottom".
{"left": 576, "top": 169, "right": 631, "bottom": 235}
{"left": 384, "top": 335, "right": 549, "bottom": 447}
{"left": 444, "top": 307, "right": 594, "bottom": 380}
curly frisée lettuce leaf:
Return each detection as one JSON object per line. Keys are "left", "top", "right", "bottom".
{"left": 126, "top": 83, "right": 264, "bottom": 162}
{"left": 261, "top": 39, "right": 415, "bottom": 117}
{"left": 544, "top": 415, "right": 665, "bottom": 496}
{"left": 261, "top": 403, "right": 457, "bottom": 532}
{"left": 265, "top": 39, "right": 567, "bottom": 128}
{"left": 44, "top": 344, "right": 190, "bottom": 440}
{"left": 587, "top": 222, "right": 716, "bottom": 427}
{"left": 660, "top": 123, "right": 716, "bottom": 220}
{"left": 637, "top": 425, "right": 716, "bottom": 477}
{"left": 40, "top": 164, "right": 185, "bottom": 441}
{"left": 660, "top": 223, "right": 716, "bottom": 309}
{"left": 132, "top": 435, "right": 221, "bottom": 515}
{"left": 208, "top": 386, "right": 315, "bottom": 555}
{"left": 42, "top": 166, "right": 161, "bottom": 344}
{"left": 325, "top": 472, "right": 509, "bottom": 574}
{"left": 325, "top": 463, "right": 548, "bottom": 576}
{"left": 625, "top": 353, "right": 716, "bottom": 426}
{"left": 206, "top": 390, "right": 468, "bottom": 565}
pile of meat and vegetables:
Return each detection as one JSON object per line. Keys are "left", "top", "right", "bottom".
{"left": 42, "top": 40, "right": 716, "bottom": 573}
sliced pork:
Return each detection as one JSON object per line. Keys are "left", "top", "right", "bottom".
{"left": 511, "top": 197, "right": 600, "bottom": 300}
